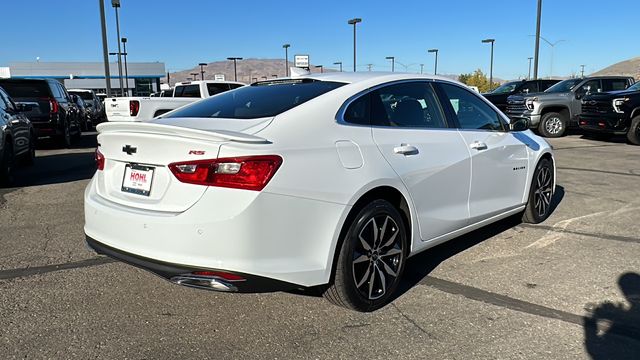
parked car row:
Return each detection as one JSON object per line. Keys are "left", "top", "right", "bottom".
{"left": 0, "top": 85, "right": 35, "bottom": 184}
{"left": 482, "top": 76, "right": 638, "bottom": 142}
{"left": 105, "top": 80, "right": 244, "bottom": 122}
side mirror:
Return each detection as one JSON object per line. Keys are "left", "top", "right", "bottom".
{"left": 522, "top": 88, "right": 530, "bottom": 94}
{"left": 510, "top": 117, "right": 529, "bottom": 132}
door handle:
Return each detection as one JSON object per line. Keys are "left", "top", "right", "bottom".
{"left": 469, "top": 141, "right": 488, "bottom": 150}
{"left": 393, "top": 144, "right": 419, "bottom": 156}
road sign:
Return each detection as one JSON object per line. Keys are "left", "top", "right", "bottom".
{"left": 294, "top": 55, "right": 310, "bottom": 68}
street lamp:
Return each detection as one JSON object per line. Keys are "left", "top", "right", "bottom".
{"left": 420, "top": 64, "right": 424, "bottom": 74}
{"left": 533, "top": 0, "right": 542, "bottom": 79}
{"left": 98, "top": 0, "right": 112, "bottom": 97}
{"left": 385, "top": 56, "right": 395, "bottom": 72}
{"left": 481, "top": 38, "right": 495, "bottom": 91}
{"left": 528, "top": 57, "right": 533, "bottom": 80}
{"left": 282, "top": 44, "right": 290, "bottom": 77}
{"left": 580, "top": 64, "right": 586, "bottom": 78}
{"left": 190, "top": 73, "right": 199, "bottom": 81}
{"left": 198, "top": 62, "right": 207, "bottom": 80}
{"left": 347, "top": 18, "right": 362, "bottom": 72}
{"left": 428, "top": 49, "right": 438, "bottom": 75}
{"left": 333, "top": 61, "right": 343, "bottom": 72}
{"left": 227, "top": 57, "right": 242, "bottom": 81}
{"left": 316, "top": 65, "right": 323, "bottom": 73}
{"left": 111, "top": 0, "right": 124, "bottom": 95}
{"left": 121, "top": 37, "right": 129, "bottom": 95}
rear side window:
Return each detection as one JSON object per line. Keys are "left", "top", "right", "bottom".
{"left": 0, "top": 80, "right": 52, "bottom": 98}
{"left": 165, "top": 80, "right": 345, "bottom": 119}
{"left": 343, "top": 93, "right": 370, "bottom": 125}
{"left": 438, "top": 82, "right": 505, "bottom": 131}
{"left": 602, "top": 79, "right": 630, "bottom": 91}
{"left": 206, "top": 83, "right": 231, "bottom": 96}
{"left": 175, "top": 85, "right": 201, "bottom": 98}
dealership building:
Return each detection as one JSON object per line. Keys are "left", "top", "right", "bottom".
{"left": 0, "top": 61, "right": 166, "bottom": 96}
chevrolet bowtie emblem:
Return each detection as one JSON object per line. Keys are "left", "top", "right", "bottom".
{"left": 122, "top": 145, "right": 137, "bottom": 155}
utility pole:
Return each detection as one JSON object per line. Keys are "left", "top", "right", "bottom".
{"left": 533, "top": 0, "right": 542, "bottom": 80}
{"left": 580, "top": 64, "right": 586, "bottom": 78}
{"left": 420, "top": 64, "right": 424, "bottom": 74}
{"left": 528, "top": 57, "right": 533, "bottom": 80}
{"left": 98, "top": 0, "right": 112, "bottom": 97}
{"left": 348, "top": 18, "right": 362, "bottom": 72}
{"left": 111, "top": 0, "right": 124, "bottom": 95}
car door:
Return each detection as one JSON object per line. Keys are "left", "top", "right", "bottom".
{"left": 435, "top": 82, "right": 529, "bottom": 223}
{"left": 369, "top": 81, "right": 471, "bottom": 241}
{"left": 573, "top": 79, "right": 601, "bottom": 116}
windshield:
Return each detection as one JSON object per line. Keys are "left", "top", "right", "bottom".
{"left": 0, "top": 80, "right": 51, "bottom": 98}
{"left": 164, "top": 80, "right": 345, "bottom": 119}
{"left": 545, "top": 79, "right": 582, "bottom": 93}
{"left": 70, "top": 91, "right": 93, "bottom": 100}
{"left": 625, "top": 82, "right": 640, "bottom": 91}
{"left": 490, "top": 81, "right": 519, "bottom": 94}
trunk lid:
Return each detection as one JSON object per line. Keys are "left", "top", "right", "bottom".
{"left": 94, "top": 117, "right": 271, "bottom": 212}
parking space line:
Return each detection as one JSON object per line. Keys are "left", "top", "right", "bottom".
{"left": 519, "top": 224, "right": 640, "bottom": 245}
{"left": 420, "top": 276, "right": 640, "bottom": 342}
{"left": 557, "top": 167, "right": 640, "bottom": 178}
{"left": 0, "top": 257, "right": 116, "bottom": 280}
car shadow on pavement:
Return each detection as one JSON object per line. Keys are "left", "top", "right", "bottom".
{"left": 583, "top": 272, "right": 640, "bottom": 359}
{"left": 392, "top": 185, "right": 565, "bottom": 303}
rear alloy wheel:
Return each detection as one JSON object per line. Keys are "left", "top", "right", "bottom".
{"left": 522, "top": 158, "right": 554, "bottom": 224}
{"left": 324, "top": 199, "right": 407, "bottom": 311}
{"left": 627, "top": 116, "right": 640, "bottom": 145}
{"left": 538, "top": 112, "right": 566, "bottom": 138}
{"left": 0, "top": 141, "right": 14, "bottom": 186}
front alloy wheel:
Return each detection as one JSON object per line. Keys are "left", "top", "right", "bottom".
{"left": 523, "top": 158, "right": 554, "bottom": 223}
{"left": 324, "top": 199, "right": 407, "bottom": 311}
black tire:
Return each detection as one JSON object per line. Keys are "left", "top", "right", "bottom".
{"left": 522, "top": 158, "right": 554, "bottom": 224}
{"left": 627, "top": 116, "right": 640, "bottom": 145}
{"left": 0, "top": 141, "right": 14, "bottom": 186}
{"left": 323, "top": 199, "right": 407, "bottom": 312}
{"left": 538, "top": 112, "right": 567, "bottom": 138}
{"left": 22, "top": 132, "right": 36, "bottom": 165}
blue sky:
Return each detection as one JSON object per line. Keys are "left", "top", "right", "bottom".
{"left": 2, "top": 0, "right": 638, "bottom": 80}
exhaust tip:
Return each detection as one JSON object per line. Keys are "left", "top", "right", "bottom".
{"left": 170, "top": 275, "right": 239, "bottom": 292}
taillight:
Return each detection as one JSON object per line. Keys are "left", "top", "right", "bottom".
{"left": 129, "top": 100, "right": 140, "bottom": 116}
{"left": 95, "top": 148, "right": 105, "bottom": 170}
{"left": 168, "top": 155, "right": 282, "bottom": 191}
{"left": 49, "top": 98, "right": 59, "bottom": 114}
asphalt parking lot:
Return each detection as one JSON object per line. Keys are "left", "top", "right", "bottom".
{"left": 1, "top": 132, "right": 639, "bottom": 359}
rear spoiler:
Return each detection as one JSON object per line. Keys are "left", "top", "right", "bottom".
{"left": 96, "top": 122, "right": 270, "bottom": 144}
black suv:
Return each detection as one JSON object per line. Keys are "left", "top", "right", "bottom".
{"left": 0, "top": 79, "right": 82, "bottom": 147}
{"left": 482, "top": 79, "right": 560, "bottom": 112}
{"left": 579, "top": 81, "right": 640, "bottom": 144}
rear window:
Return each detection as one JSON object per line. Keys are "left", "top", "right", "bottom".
{"left": 70, "top": 91, "right": 93, "bottom": 100}
{"left": 165, "top": 79, "right": 345, "bottom": 119}
{"left": 174, "top": 85, "right": 201, "bottom": 98}
{"left": 207, "top": 83, "right": 231, "bottom": 96}
{"left": 0, "top": 80, "right": 51, "bottom": 98}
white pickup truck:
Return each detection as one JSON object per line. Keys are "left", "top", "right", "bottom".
{"left": 105, "top": 80, "right": 245, "bottom": 122}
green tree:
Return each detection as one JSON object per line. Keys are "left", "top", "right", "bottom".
{"left": 457, "top": 69, "right": 495, "bottom": 93}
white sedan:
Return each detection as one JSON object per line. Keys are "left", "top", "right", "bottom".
{"left": 84, "top": 72, "right": 555, "bottom": 311}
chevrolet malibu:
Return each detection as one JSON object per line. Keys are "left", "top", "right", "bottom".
{"left": 85, "top": 73, "right": 555, "bottom": 311}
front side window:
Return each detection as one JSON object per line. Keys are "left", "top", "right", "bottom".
{"left": 369, "top": 82, "right": 447, "bottom": 128}
{"left": 518, "top": 82, "right": 538, "bottom": 94}
{"left": 164, "top": 79, "right": 345, "bottom": 119}
{"left": 438, "top": 83, "right": 505, "bottom": 131}
{"left": 577, "top": 80, "right": 601, "bottom": 95}
{"left": 545, "top": 79, "right": 581, "bottom": 93}
{"left": 491, "top": 81, "right": 519, "bottom": 94}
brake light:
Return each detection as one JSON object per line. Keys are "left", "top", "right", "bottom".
{"left": 168, "top": 155, "right": 282, "bottom": 191}
{"left": 95, "top": 148, "right": 105, "bottom": 170}
{"left": 129, "top": 100, "right": 140, "bottom": 116}
{"left": 49, "top": 98, "right": 59, "bottom": 114}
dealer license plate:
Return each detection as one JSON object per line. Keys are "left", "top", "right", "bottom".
{"left": 121, "top": 164, "right": 154, "bottom": 196}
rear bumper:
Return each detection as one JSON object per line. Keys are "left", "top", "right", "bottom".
{"left": 86, "top": 235, "right": 299, "bottom": 292}
{"left": 84, "top": 177, "right": 349, "bottom": 288}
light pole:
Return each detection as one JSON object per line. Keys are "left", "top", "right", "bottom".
{"left": 538, "top": 36, "right": 564, "bottom": 77}
{"left": 420, "top": 64, "right": 424, "bottom": 74}
{"left": 428, "top": 49, "right": 438, "bottom": 75}
{"left": 482, "top": 38, "right": 495, "bottom": 91}
{"left": 385, "top": 56, "right": 395, "bottom": 72}
{"left": 198, "top": 62, "right": 207, "bottom": 80}
{"left": 347, "top": 18, "right": 362, "bottom": 72}
{"left": 333, "top": 61, "right": 343, "bottom": 72}
{"left": 111, "top": 0, "right": 124, "bottom": 95}
{"left": 367, "top": 64, "right": 373, "bottom": 71}
{"left": 580, "top": 64, "right": 586, "bottom": 78}
{"left": 227, "top": 57, "right": 242, "bottom": 81}
{"left": 190, "top": 73, "right": 198, "bottom": 81}
{"left": 121, "top": 37, "right": 129, "bottom": 95}
{"left": 533, "top": 0, "right": 542, "bottom": 79}
{"left": 282, "top": 44, "right": 290, "bottom": 77}
{"left": 316, "top": 65, "right": 323, "bottom": 73}
{"left": 528, "top": 57, "right": 533, "bottom": 80}
{"left": 98, "top": 0, "right": 112, "bottom": 97}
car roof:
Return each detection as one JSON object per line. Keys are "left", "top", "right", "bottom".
{"left": 299, "top": 71, "right": 460, "bottom": 85}
{"left": 68, "top": 89, "right": 94, "bottom": 93}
